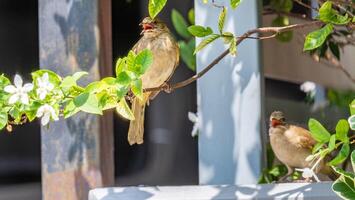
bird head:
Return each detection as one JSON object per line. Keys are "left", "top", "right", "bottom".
{"left": 269, "top": 111, "right": 286, "bottom": 128}
{"left": 140, "top": 17, "right": 168, "bottom": 36}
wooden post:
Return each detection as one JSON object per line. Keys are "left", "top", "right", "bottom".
{"left": 38, "top": 0, "right": 114, "bottom": 199}
{"left": 196, "top": 0, "right": 264, "bottom": 184}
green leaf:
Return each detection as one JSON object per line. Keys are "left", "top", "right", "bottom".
{"left": 32, "top": 69, "right": 62, "bottom": 86}
{"left": 116, "top": 72, "right": 131, "bottom": 85}
{"left": 179, "top": 40, "right": 196, "bottom": 71}
{"left": 9, "top": 106, "right": 21, "bottom": 123}
{"left": 101, "top": 77, "right": 117, "bottom": 86}
{"left": 72, "top": 71, "right": 88, "bottom": 81}
{"left": 230, "top": 0, "right": 241, "bottom": 9}
{"left": 74, "top": 93, "right": 102, "bottom": 115}
{"left": 131, "top": 79, "right": 143, "bottom": 100}
{"left": 336, "top": 119, "right": 349, "bottom": 142}
{"left": 270, "top": 0, "right": 293, "bottom": 12}
{"left": 332, "top": 176, "right": 355, "bottom": 200}
{"left": 312, "top": 142, "right": 325, "bottom": 154}
{"left": 0, "top": 74, "right": 10, "bottom": 88}
{"left": 350, "top": 100, "right": 355, "bottom": 116}
{"left": 319, "top": 1, "right": 350, "bottom": 25}
{"left": 351, "top": 150, "right": 355, "bottom": 173}
{"left": 171, "top": 9, "right": 191, "bottom": 39}
{"left": 328, "top": 142, "right": 350, "bottom": 166}
{"left": 308, "top": 118, "right": 331, "bottom": 143}
{"left": 222, "top": 32, "right": 234, "bottom": 44}
{"left": 333, "top": 166, "right": 355, "bottom": 179}
{"left": 329, "top": 41, "right": 340, "bottom": 60}
{"left": 229, "top": 37, "right": 237, "bottom": 56}
{"left": 348, "top": 115, "right": 355, "bottom": 130}
{"left": 25, "top": 101, "right": 42, "bottom": 122}
{"left": 97, "top": 91, "right": 118, "bottom": 110}
{"left": 149, "top": 0, "right": 167, "bottom": 19}
{"left": 188, "top": 9, "right": 195, "bottom": 25}
{"left": 218, "top": 7, "right": 227, "bottom": 33}
{"left": 60, "top": 72, "right": 87, "bottom": 92}
{"left": 272, "top": 16, "right": 293, "bottom": 42}
{"left": 303, "top": 24, "right": 333, "bottom": 51}
{"left": 328, "top": 134, "right": 336, "bottom": 151}
{"left": 115, "top": 58, "right": 126, "bottom": 76}
{"left": 135, "top": 49, "right": 153, "bottom": 75}
{"left": 116, "top": 86, "right": 129, "bottom": 100}
{"left": 188, "top": 25, "right": 213, "bottom": 37}
{"left": 126, "top": 51, "right": 137, "bottom": 69}
{"left": 63, "top": 100, "right": 80, "bottom": 119}
{"left": 116, "top": 98, "right": 135, "bottom": 120}
{"left": 0, "top": 111, "right": 7, "bottom": 130}
{"left": 194, "top": 34, "right": 220, "bottom": 54}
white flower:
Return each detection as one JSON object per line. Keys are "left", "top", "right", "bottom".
{"left": 296, "top": 155, "right": 323, "bottom": 182}
{"left": 300, "top": 81, "right": 316, "bottom": 94}
{"left": 36, "top": 104, "right": 59, "bottom": 126}
{"left": 295, "top": 167, "right": 320, "bottom": 182}
{"left": 4, "top": 74, "right": 33, "bottom": 105}
{"left": 188, "top": 112, "right": 199, "bottom": 137}
{"left": 36, "top": 73, "right": 54, "bottom": 100}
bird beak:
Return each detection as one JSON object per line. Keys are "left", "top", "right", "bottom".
{"left": 140, "top": 23, "right": 155, "bottom": 35}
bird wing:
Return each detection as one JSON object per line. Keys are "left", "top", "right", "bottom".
{"left": 284, "top": 125, "right": 316, "bottom": 149}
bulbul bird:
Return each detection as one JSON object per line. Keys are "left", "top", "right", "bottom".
{"left": 127, "top": 17, "right": 179, "bottom": 145}
{"left": 269, "top": 111, "right": 335, "bottom": 181}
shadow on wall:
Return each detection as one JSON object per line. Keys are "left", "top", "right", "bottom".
{"left": 90, "top": 183, "right": 339, "bottom": 200}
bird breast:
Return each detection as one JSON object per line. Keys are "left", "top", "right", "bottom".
{"left": 135, "top": 32, "right": 179, "bottom": 89}
{"left": 269, "top": 127, "right": 312, "bottom": 168}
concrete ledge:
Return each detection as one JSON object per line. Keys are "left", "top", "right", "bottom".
{"left": 89, "top": 182, "right": 340, "bottom": 200}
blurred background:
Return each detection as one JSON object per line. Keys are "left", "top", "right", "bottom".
{"left": 0, "top": 0, "right": 353, "bottom": 199}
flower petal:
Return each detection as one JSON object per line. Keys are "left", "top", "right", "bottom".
{"left": 8, "top": 94, "right": 19, "bottom": 104}
{"left": 47, "top": 83, "right": 54, "bottom": 91}
{"left": 4, "top": 85, "right": 16, "bottom": 94}
{"left": 38, "top": 90, "right": 47, "bottom": 100}
{"left": 191, "top": 124, "right": 199, "bottom": 137}
{"left": 41, "top": 113, "right": 50, "bottom": 126}
{"left": 42, "top": 73, "right": 49, "bottom": 82}
{"left": 23, "top": 83, "right": 34, "bottom": 92}
{"left": 36, "top": 106, "right": 44, "bottom": 118}
{"left": 14, "top": 74, "right": 23, "bottom": 88}
{"left": 20, "top": 94, "right": 29, "bottom": 105}
{"left": 188, "top": 112, "right": 198, "bottom": 123}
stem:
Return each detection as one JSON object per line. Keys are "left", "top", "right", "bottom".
{"left": 144, "top": 21, "right": 324, "bottom": 93}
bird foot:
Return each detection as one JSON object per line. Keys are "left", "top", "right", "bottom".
{"left": 126, "top": 91, "right": 135, "bottom": 103}
{"left": 162, "top": 82, "right": 173, "bottom": 93}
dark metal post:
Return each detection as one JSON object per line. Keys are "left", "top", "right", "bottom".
{"left": 38, "top": 0, "right": 114, "bottom": 199}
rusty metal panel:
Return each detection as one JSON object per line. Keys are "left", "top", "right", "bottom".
{"left": 38, "top": 0, "right": 114, "bottom": 199}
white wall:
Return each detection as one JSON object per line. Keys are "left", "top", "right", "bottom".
{"left": 196, "top": 0, "right": 263, "bottom": 184}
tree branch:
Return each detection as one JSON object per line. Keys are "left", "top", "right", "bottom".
{"left": 144, "top": 21, "right": 324, "bottom": 93}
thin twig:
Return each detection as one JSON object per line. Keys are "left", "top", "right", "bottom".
{"left": 319, "top": 51, "right": 355, "bottom": 83}
{"left": 263, "top": 8, "right": 311, "bottom": 21}
{"left": 293, "top": 0, "right": 319, "bottom": 12}
{"left": 144, "top": 21, "right": 324, "bottom": 93}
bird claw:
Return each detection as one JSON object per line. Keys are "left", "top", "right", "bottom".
{"left": 162, "top": 83, "right": 173, "bottom": 93}
{"left": 126, "top": 91, "right": 135, "bottom": 103}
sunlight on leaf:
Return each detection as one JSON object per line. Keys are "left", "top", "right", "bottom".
{"left": 303, "top": 24, "right": 333, "bottom": 51}
{"left": 149, "top": 0, "right": 167, "bottom": 19}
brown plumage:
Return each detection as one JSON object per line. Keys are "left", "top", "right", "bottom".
{"left": 269, "top": 111, "right": 335, "bottom": 181}
{"left": 127, "top": 17, "right": 179, "bottom": 145}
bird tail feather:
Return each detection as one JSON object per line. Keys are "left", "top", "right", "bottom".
{"left": 127, "top": 95, "right": 148, "bottom": 145}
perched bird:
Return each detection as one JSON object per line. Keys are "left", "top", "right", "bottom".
{"left": 269, "top": 111, "right": 335, "bottom": 181}
{"left": 127, "top": 17, "right": 179, "bottom": 145}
